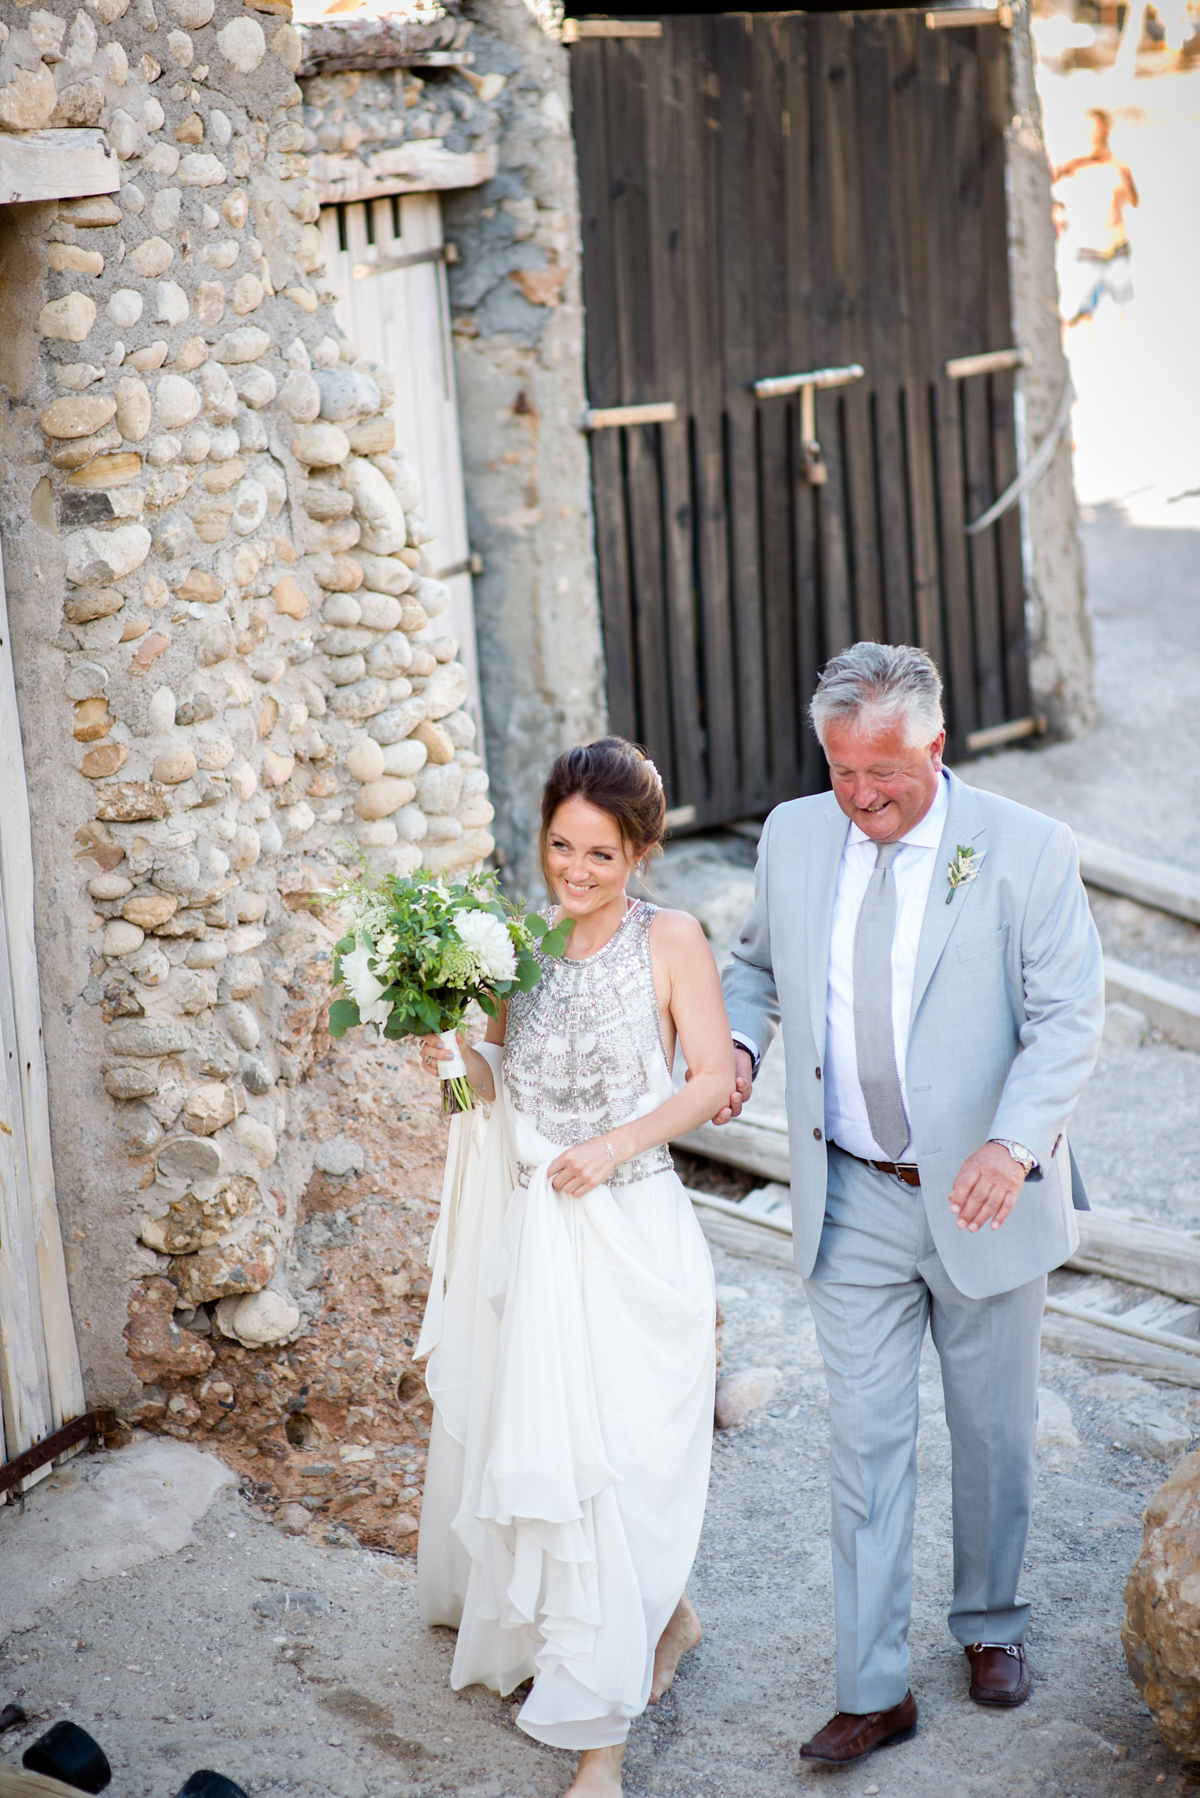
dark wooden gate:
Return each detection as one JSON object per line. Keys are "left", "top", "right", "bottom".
{"left": 571, "top": 11, "right": 1030, "bottom": 828}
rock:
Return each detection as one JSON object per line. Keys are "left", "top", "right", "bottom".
{"left": 355, "top": 775, "right": 416, "bottom": 821}
{"left": 122, "top": 892, "right": 178, "bottom": 930}
{"left": 1036, "top": 1387, "right": 1080, "bottom": 1449}
{"left": 182, "top": 1081, "right": 238, "bottom": 1135}
{"left": 151, "top": 743, "right": 198, "bottom": 785}
{"left": 268, "top": 575, "right": 307, "bottom": 621}
{"left": 172, "top": 1220, "right": 277, "bottom": 1305}
{"left": 155, "top": 375, "right": 202, "bottom": 429}
{"left": 156, "top": 280, "right": 190, "bottom": 326}
{"left": 141, "top": 1170, "right": 259, "bottom": 1254}
{"left": 128, "top": 236, "right": 175, "bottom": 278}
{"left": 66, "top": 452, "right": 142, "bottom": 491}
{"left": 252, "top": 1589, "right": 331, "bottom": 1621}
{"left": 157, "top": 1134, "right": 222, "bottom": 1182}
{"left": 381, "top": 738, "right": 428, "bottom": 779}
{"left": 278, "top": 1503, "right": 310, "bottom": 1537}
{"left": 82, "top": 743, "right": 129, "bottom": 779}
{"left": 115, "top": 376, "right": 152, "bottom": 442}
{"left": 368, "top": 699, "right": 426, "bottom": 746}
{"left": 413, "top": 576, "right": 450, "bottom": 619}
{"left": 64, "top": 523, "right": 152, "bottom": 586}
{"left": 213, "top": 326, "right": 272, "bottom": 365}
{"left": 38, "top": 293, "right": 97, "bottom": 342}
{"left": 422, "top": 662, "right": 469, "bottom": 721}
{"left": 231, "top": 1113, "right": 277, "bottom": 1167}
{"left": 346, "top": 739, "right": 386, "bottom": 783}
{"left": 393, "top": 804, "right": 427, "bottom": 843}
{"left": 93, "top": 781, "right": 169, "bottom": 821}
{"left": 51, "top": 77, "right": 106, "bottom": 127}
{"left": 1123, "top": 1446, "right": 1200, "bottom": 1756}
{"left": 102, "top": 919, "right": 145, "bottom": 957}
{"left": 291, "top": 422, "right": 350, "bottom": 468}
{"left": 416, "top": 762, "right": 464, "bottom": 817}
{"left": 314, "top": 554, "right": 364, "bottom": 592}
{"left": 107, "top": 1020, "right": 191, "bottom": 1057}
{"left": 714, "top": 1366, "right": 783, "bottom": 1429}
{"left": 229, "top": 1288, "right": 299, "bottom": 1346}
{"left": 0, "top": 63, "right": 58, "bottom": 133}
{"left": 231, "top": 274, "right": 264, "bottom": 315}
{"left": 313, "top": 1135, "right": 364, "bottom": 1178}
{"left": 59, "top": 196, "right": 121, "bottom": 229}
{"left": 124, "top": 1276, "right": 214, "bottom": 1382}
{"left": 89, "top": 873, "right": 133, "bottom": 901}
{"left": 356, "top": 590, "right": 403, "bottom": 632}
{"left": 457, "top": 795, "right": 495, "bottom": 830}
{"left": 40, "top": 393, "right": 117, "bottom": 439}
{"left": 314, "top": 367, "right": 381, "bottom": 422}
{"left": 329, "top": 678, "right": 390, "bottom": 722}
{"left": 165, "top": 0, "right": 214, "bottom": 25}
{"left": 345, "top": 415, "right": 395, "bottom": 457}
{"left": 236, "top": 365, "right": 275, "bottom": 408}
{"left": 178, "top": 152, "right": 227, "bottom": 188}
{"left": 343, "top": 458, "right": 405, "bottom": 555}
{"left": 217, "top": 15, "right": 265, "bottom": 71}
{"left": 104, "top": 1064, "right": 158, "bottom": 1099}
{"left": 277, "top": 370, "right": 320, "bottom": 423}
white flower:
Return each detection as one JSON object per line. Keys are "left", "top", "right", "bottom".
{"left": 341, "top": 939, "right": 391, "bottom": 1028}
{"left": 453, "top": 909, "right": 517, "bottom": 983}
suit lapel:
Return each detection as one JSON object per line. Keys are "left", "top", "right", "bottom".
{"left": 908, "top": 771, "right": 987, "bottom": 1027}
{"left": 808, "top": 796, "right": 850, "bottom": 1051}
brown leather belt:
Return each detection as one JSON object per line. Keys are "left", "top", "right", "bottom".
{"left": 834, "top": 1145, "right": 922, "bottom": 1187}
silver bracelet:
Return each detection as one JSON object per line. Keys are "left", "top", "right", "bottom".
{"left": 604, "top": 1138, "right": 616, "bottom": 1164}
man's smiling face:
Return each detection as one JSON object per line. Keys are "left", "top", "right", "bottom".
{"left": 822, "top": 715, "right": 946, "bottom": 844}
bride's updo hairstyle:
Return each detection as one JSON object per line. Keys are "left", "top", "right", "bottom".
{"left": 539, "top": 737, "right": 667, "bottom": 887}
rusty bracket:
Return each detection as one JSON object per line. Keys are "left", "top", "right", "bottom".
{"left": 0, "top": 1408, "right": 118, "bottom": 1498}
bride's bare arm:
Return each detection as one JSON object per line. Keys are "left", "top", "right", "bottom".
{"left": 418, "top": 1004, "right": 506, "bottom": 1103}
{"left": 549, "top": 910, "right": 734, "bottom": 1196}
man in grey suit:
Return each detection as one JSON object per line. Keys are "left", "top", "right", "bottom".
{"left": 719, "top": 643, "right": 1104, "bottom": 1767}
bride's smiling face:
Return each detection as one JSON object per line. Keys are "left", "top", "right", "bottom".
{"left": 545, "top": 796, "right": 642, "bottom": 919}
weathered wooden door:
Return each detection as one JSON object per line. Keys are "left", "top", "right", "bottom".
{"left": 571, "top": 11, "right": 1029, "bottom": 827}
{"left": 319, "top": 191, "right": 484, "bottom": 743}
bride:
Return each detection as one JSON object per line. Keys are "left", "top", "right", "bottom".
{"left": 413, "top": 737, "right": 734, "bottom": 1797}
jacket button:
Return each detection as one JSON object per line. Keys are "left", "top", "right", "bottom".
{"left": 813, "top": 1127, "right": 822, "bottom": 1141}
{"left": 815, "top": 1066, "right": 822, "bottom": 1080}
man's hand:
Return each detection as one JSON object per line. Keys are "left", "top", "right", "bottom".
{"left": 948, "top": 1141, "right": 1025, "bottom": 1232}
{"left": 712, "top": 1048, "right": 754, "bottom": 1126}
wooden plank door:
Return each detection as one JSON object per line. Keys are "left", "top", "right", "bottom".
{"left": 571, "top": 12, "right": 1030, "bottom": 829}
{"left": 319, "top": 192, "right": 484, "bottom": 749}
{"left": 0, "top": 542, "right": 85, "bottom": 1479}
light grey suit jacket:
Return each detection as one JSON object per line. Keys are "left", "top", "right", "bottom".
{"left": 722, "top": 771, "right": 1105, "bottom": 1300}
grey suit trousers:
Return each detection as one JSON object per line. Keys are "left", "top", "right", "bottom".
{"left": 804, "top": 1147, "right": 1045, "bottom": 1713}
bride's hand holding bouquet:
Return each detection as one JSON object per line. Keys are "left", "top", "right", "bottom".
{"left": 328, "top": 867, "right": 572, "bottom": 1111}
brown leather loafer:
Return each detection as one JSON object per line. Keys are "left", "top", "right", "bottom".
{"left": 799, "top": 1690, "right": 918, "bottom": 1764}
{"left": 965, "top": 1642, "right": 1032, "bottom": 1707}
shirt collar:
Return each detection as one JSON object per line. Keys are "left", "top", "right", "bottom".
{"left": 847, "top": 769, "right": 949, "bottom": 852}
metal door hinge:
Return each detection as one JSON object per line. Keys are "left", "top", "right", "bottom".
{"left": 352, "top": 243, "right": 458, "bottom": 281}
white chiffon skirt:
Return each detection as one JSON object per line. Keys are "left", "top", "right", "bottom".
{"left": 415, "top": 1043, "right": 717, "bottom": 1750}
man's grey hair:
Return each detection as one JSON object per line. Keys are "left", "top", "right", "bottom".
{"left": 809, "top": 642, "right": 945, "bottom": 749}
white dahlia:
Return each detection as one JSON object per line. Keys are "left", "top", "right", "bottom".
{"left": 453, "top": 908, "right": 517, "bottom": 983}
{"left": 340, "top": 939, "right": 391, "bottom": 1028}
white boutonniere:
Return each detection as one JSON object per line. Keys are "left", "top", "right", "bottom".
{"left": 946, "top": 844, "right": 984, "bottom": 904}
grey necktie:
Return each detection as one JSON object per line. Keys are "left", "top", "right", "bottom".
{"left": 853, "top": 841, "right": 911, "bottom": 1161}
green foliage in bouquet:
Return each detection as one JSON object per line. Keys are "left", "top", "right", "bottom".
{"left": 326, "top": 868, "right": 572, "bottom": 1110}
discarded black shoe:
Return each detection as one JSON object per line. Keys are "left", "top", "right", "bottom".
{"left": 176, "top": 1773, "right": 251, "bottom": 1798}
{"left": 23, "top": 1722, "right": 111, "bottom": 1795}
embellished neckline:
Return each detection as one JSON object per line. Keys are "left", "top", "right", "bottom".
{"left": 553, "top": 898, "right": 648, "bottom": 967}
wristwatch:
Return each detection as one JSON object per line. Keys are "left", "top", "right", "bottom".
{"left": 990, "top": 1138, "right": 1035, "bottom": 1176}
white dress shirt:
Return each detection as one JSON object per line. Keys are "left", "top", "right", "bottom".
{"left": 821, "top": 772, "right": 949, "bottom": 1160}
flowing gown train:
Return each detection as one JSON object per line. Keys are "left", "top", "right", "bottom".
{"left": 415, "top": 902, "right": 717, "bottom": 1750}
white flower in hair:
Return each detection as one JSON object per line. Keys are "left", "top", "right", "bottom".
{"left": 643, "top": 758, "right": 664, "bottom": 791}
{"left": 454, "top": 908, "right": 518, "bottom": 982}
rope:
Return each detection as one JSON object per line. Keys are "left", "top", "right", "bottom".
{"left": 965, "top": 375, "right": 1075, "bottom": 536}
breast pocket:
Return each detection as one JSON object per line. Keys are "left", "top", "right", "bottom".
{"left": 955, "top": 924, "right": 1009, "bottom": 963}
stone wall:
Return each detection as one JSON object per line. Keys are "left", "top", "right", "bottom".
{"left": 0, "top": 0, "right": 492, "bottom": 1426}
{"left": 298, "top": 2, "right": 607, "bottom": 893}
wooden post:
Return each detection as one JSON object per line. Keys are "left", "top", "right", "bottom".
{"left": 0, "top": 538, "right": 85, "bottom": 1443}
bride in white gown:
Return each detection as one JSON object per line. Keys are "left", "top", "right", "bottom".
{"left": 414, "top": 738, "right": 735, "bottom": 1798}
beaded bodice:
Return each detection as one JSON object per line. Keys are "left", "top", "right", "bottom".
{"left": 504, "top": 900, "right": 674, "bottom": 1188}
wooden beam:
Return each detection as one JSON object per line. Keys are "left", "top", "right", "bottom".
{"left": 309, "top": 144, "right": 497, "bottom": 207}
{"left": 1076, "top": 832, "right": 1200, "bottom": 926}
{"left": 1069, "top": 1210, "right": 1200, "bottom": 1306}
{"left": 926, "top": 5, "right": 1013, "bottom": 28}
{"left": 946, "top": 346, "right": 1031, "bottom": 379}
{"left": 673, "top": 1117, "right": 790, "bottom": 1184}
{"left": 965, "top": 714, "right": 1040, "bottom": 751}
{"left": 0, "top": 129, "right": 118, "bottom": 208}
{"left": 1104, "top": 956, "right": 1200, "bottom": 1053}
{"left": 583, "top": 401, "right": 677, "bottom": 431}
{"left": 563, "top": 20, "right": 663, "bottom": 41}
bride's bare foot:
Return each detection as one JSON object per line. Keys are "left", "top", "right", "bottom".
{"left": 563, "top": 1744, "right": 625, "bottom": 1796}
{"left": 650, "top": 1593, "right": 703, "bottom": 1702}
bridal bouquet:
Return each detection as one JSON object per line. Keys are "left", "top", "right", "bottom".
{"left": 328, "top": 869, "right": 572, "bottom": 1111}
